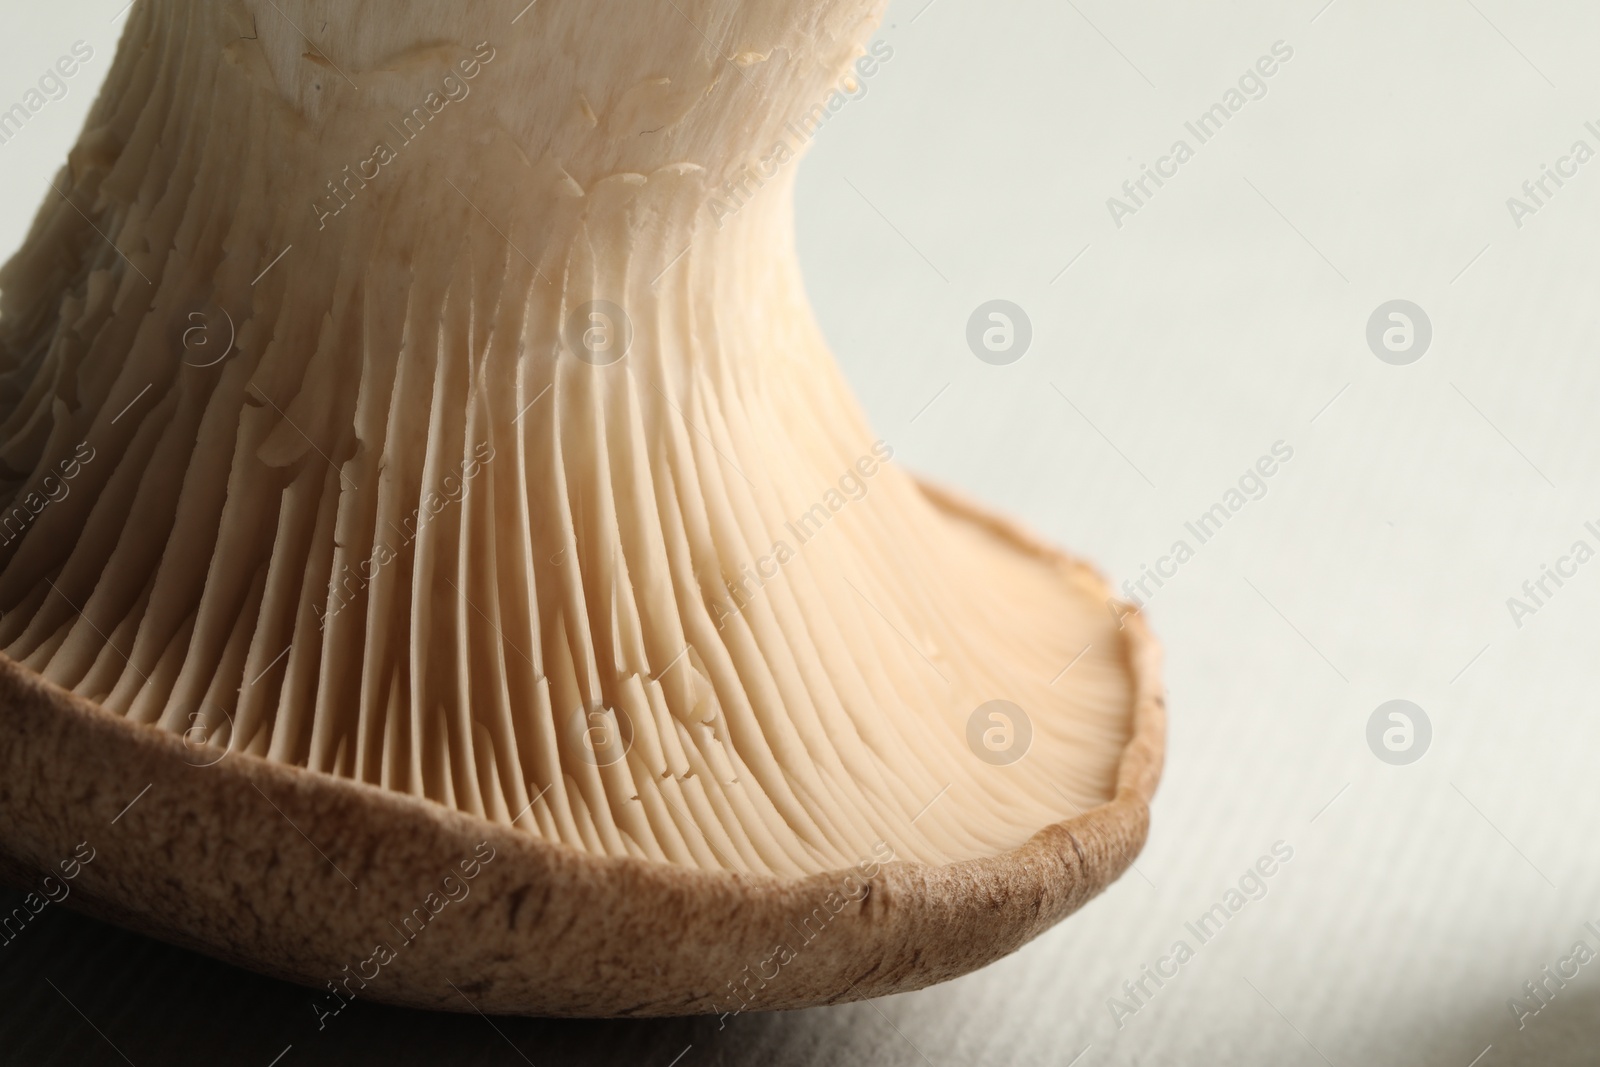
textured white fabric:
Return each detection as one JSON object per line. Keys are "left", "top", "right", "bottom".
{"left": 794, "top": 0, "right": 1600, "bottom": 1062}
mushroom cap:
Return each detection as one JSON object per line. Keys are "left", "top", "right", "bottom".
{"left": 0, "top": 0, "right": 1166, "bottom": 1015}
{"left": 0, "top": 480, "right": 1163, "bottom": 1016}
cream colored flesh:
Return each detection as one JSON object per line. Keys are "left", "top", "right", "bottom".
{"left": 0, "top": 0, "right": 1132, "bottom": 877}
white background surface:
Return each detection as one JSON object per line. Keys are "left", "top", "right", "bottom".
{"left": 5, "top": 1, "right": 1600, "bottom": 1064}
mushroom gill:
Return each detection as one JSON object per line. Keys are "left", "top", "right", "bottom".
{"left": 0, "top": 0, "right": 1162, "bottom": 1013}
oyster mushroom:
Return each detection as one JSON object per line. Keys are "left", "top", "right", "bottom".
{"left": 0, "top": 0, "right": 1163, "bottom": 1016}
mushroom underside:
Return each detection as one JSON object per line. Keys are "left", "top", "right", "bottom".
{"left": 0, "top": 0, "right": 1166, "bottom": 1015}
{"left": 0, "top": 481, "right": 1163, "bottom": 1016}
